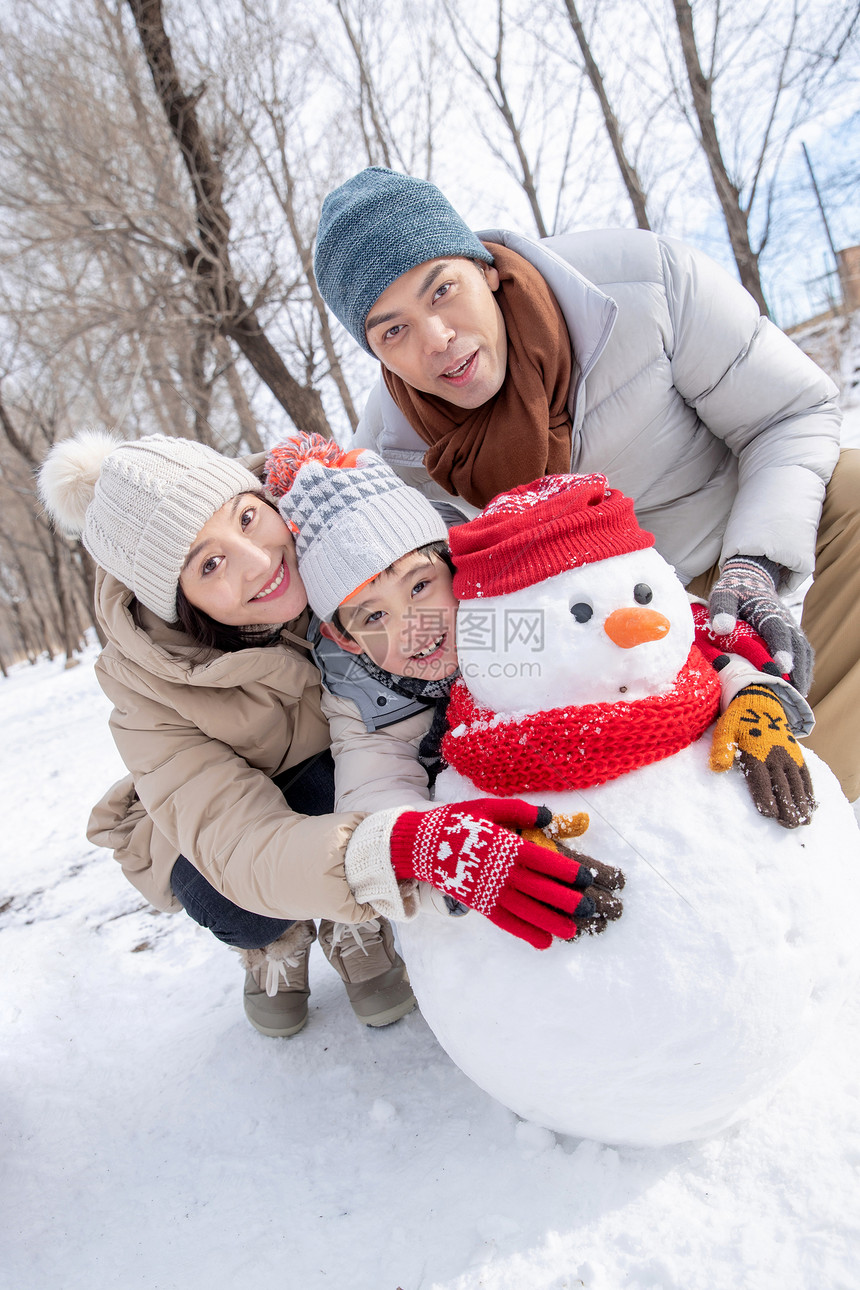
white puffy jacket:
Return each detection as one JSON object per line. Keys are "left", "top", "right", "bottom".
{"left": 354, "top": 227, "right": 841, "bottom": 591}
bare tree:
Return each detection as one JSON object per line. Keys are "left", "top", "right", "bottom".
{"left": 671, "top": 0, "right": 768, "bottom": 310}
{"left": 559, "top": 0, "right": 651, "bottom": 229}
{"left": 126, "top": 0, "right": 332, "bottom": 436}
{"left": 0, "top": 389, "right": 93, "bottom": 662}
{"left": 220, "top": 5, "right": 362, "bottom": 431}
{"left": 0, "top": 0, "right": 267, "bottom": 456}
{"left": 443, "top": 0, "right": 553, "bottom": 237}
{"left": 668, "top": 0, "right": 860, "bottom": 316}
{"left": 323, "top": 0, "right": 451, "bottom": 180}
{"left": 332, "top": 0, "right": 396, "bottom": 168}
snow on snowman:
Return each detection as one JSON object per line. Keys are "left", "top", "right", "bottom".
{"left": 396, "top": 473, "right": 860, "bottom": 1148}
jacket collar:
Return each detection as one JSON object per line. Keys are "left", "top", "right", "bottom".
{"left": 478, "top": 228, "right": 617, "bottom": 383}
{"left": 94, "top": 567, "right": 311, "bottom": 687}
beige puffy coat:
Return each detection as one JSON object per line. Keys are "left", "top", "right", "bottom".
{"left": 322, "top": 690, "right": 434, "bottom": 814}
{"left": 87, "top": 568, "right": 378, "bottom": 922}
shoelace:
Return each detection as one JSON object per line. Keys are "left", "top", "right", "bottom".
{"left": 328, "top": 918, "right": 382, "bottom": 959}
{"left": 264, "top": 947, "right": 307, "bottom": 998}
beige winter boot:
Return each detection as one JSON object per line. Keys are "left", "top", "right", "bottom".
{"left": 239, "top": 921, "right": 317, "bottom": 1037}
{"left": 318, "top": 917, "right": 416, "bottom": 1027}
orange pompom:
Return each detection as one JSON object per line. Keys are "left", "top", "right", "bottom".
{"left": 264, "top": 433, "right": 363, "bottom": 498}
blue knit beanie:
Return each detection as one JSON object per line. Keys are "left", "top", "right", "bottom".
{"left": 314, "top": 167, "right": 494, "bottom": 354}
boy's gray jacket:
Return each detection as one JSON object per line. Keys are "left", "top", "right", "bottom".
{"left": 310, "top": 624, "right": 430, "bottom": 731}
{"left": 308, "top": 624, "right": 437, "bottom": 813}
{"left": 355, "top": 227, "right": 841, "bottom": 591}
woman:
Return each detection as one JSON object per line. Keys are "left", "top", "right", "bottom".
{"left": 38, "top": 430, "right": 421, "bottom": 1039}
{"left": 38, "top": 431, "right": 583, "bottom": 1040}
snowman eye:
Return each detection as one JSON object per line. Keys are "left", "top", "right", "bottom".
{"left": 634, "top": 583, "right": 653, "bottom": 605}
{"left": 570, "top": 602, "right": 593, "bottom": 623}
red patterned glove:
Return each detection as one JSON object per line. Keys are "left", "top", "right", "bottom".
{"left": 691, "top": 602, "right": 787, "bottom": 678}
{"left": 390, "top": 799, "right": 609, "bottom": 949}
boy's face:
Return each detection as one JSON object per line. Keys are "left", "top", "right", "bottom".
{"left": 329, "top": 550, "right": 459, "bottom": 681}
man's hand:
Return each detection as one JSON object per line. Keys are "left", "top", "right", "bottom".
{"left": 708, "top": 555, "right": 813, "bottom": 694}
{"left": 390, "top": 798, "right": 623, "bottom": 949}
{"left": 709, "top": 684, "right": 816, "bottom": 828}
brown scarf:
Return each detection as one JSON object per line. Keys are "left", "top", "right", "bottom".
{"left": 382, "top": 243, "right": 574, "bottom": 508}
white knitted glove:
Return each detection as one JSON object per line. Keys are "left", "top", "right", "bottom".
{"left": 344, "top": 807, "right": 421, "bottom": 923}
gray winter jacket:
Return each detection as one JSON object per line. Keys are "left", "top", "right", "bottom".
{"left": 354, "top": 227, "right": 841, "bottom": 591}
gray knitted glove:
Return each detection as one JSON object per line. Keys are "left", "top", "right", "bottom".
{"left": 709, "top": 555, "right": 814, "bottom": 695}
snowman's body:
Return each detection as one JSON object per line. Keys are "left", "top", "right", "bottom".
{"left": 398, "top": 546, "right": 860, "bottom": 1147}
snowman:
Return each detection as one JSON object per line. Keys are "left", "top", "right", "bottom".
{"left": 397, "top": 474, "right": 860, "bottom": 1148}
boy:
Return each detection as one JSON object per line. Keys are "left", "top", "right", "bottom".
{"left": 264, "top": 435, "right": 464, "bottom": 815}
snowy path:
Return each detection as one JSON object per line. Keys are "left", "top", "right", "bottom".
{"left": 2, "top": 646, "right": 860, "bottom": 1289}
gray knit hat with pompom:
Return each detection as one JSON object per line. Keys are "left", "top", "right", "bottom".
{"left": 38, "top": 431, "right": 261, "bottom": 622}
{"left": 265, "top": 433, "right": 448, "bottom": 622}
{"left": 314, "top": 167, "right": 493, "bottom": 353}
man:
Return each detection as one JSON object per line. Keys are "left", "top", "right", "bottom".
{"left": 313, "top": 166, "right": 860, "bottom": 801}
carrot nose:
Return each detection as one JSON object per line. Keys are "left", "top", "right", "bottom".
{"left": 603, "top": 607, "right": 671, "bottom": 649}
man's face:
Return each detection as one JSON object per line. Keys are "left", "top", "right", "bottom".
{"left": 364, "top": 258, "right": 508, "bottom": 409}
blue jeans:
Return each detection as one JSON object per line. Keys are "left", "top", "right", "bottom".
{"left": 170, "top": 750, "right": 336, "bottom": 950}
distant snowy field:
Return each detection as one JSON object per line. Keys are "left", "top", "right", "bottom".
{"left": 2, "top": 409, "right": 859, "bottom": 1290}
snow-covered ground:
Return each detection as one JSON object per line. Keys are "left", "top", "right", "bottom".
{"left": 3, "top": 408, "right": 859, "bottom": 1290}
{"left": 2, "top": 643, "right": 860, "bottom": 1290}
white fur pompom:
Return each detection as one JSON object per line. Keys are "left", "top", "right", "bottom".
{"left": 38, "top": 430, "right": 120, "bottom": 536}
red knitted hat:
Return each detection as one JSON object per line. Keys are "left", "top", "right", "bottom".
{"left": 451, "top": 473, "right": 654, "bottom": 599}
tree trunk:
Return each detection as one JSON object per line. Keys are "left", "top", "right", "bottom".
{"left": 239, "top": 102, "right": 360, "bottom": 432}
{"left": 7, "top": 541, "right": 61, "bottom": 656}
{"left": 126, "top": 0, "right": 332, "bottom": 437}
{"left": 444, "top": 0, "right": 552, "bottom": 239}
{"left": 15, "top": 603, "right": 41, "bottom": 663}
{"left": 46, "top": 531, "right": 83, "bottom": 663}
{"left": 75, "top": 545, "right": 109, "bottom": 649}
{"left": 561, "top": 0, "right": 651, "bottom": 230}
{"left": 672, "top": 0, "right": 769, "bottom": 316}
{"left": 8, "top": 605, "right": 35, "bottom": 664}
{"left": 491, "top": 28, "right": 549, "bottom": 239}
{"left": 214, "top": 336, "right": 264, "bottom": 454}
{"left": 334, "top": 0, "right": 395, "bottom": 169}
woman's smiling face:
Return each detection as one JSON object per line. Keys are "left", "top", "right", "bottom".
{"left": 179, "top": 494, "right": 307, "bottom": 627}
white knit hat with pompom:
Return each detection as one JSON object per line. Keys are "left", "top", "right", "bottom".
{"left": 38, "top": 430, "right": 261, "bottom": 622}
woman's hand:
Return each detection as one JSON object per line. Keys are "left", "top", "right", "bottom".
{"left": 389, "top": 798, "right": 623, "bottom": 948}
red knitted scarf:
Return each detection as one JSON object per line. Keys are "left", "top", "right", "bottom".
{"left": 441, "top": 646, "right": 721, "bottom": 794}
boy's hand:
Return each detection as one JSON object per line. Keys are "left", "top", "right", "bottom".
{"left": 709, "top": 684, "right": 816, "bottom": 828}
{"left": 390, "top": 798, "right": 623, "bottom": 948}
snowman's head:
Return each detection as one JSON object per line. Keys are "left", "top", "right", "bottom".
{"left": 450, "top": 473, "right": 694, "bottom": 713}
{"left": 456, "top": 546, "right": 693, "bottom": 712}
